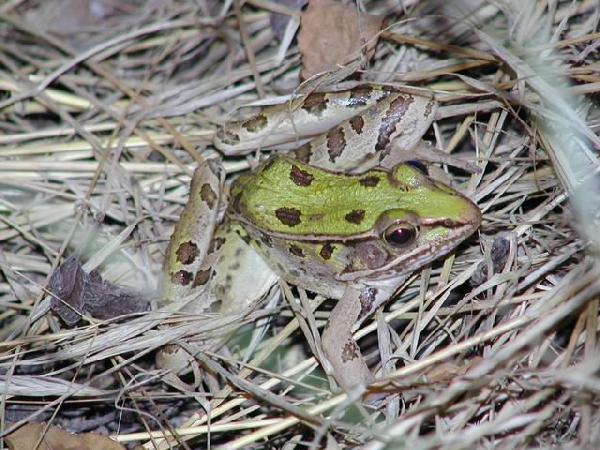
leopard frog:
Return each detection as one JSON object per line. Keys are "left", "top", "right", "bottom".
{"left": 158, "top": 85, "right": 482, "bottom": 392}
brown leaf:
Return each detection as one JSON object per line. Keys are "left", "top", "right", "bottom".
{"left": 270, "top": 0, "right": 308, "bottom": 41}
{"left": 297, "top": 0, "right": 385, "bottom": 80}
{"left": 49, "top": 255, "right": 149, "bottom": 326}
{"left": 5, "top": 422, "right": 125, "bottom": 450}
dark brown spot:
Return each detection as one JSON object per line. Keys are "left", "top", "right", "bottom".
{"left": 424, "top": 99, "right": 435, "bottom": 118}
{"left": 288, "top": 244, "right": 304, "bottom": 257}
{"left": 231, "top": 192, "right": 242, "bottom": 213}
{"left": 293, "top": 143, "right": 313, "bottom": 163}
{"left": 218, "top": 129, "right": 240, "bottom": 144}
{"left": 239, "top": 232, "right": 252, "bottom": 245}
{"left": 171, "top": 270, "right": 193, "bottom": 286}
{"left": 209, "top": 299, "right": 223, "bottom": 312}
{"left": 345, "top": 209, "right": 365, "bottom": 224}
{"left": 301, "top": 92, "right": 328, "bottom": 115}
{"left": 200, "top": 183, "right": 217, "bottom": 209}
{"left": 341, "top": 340, "right": 360, "bottom": 362}
{"left": 327, "top": 127, "right": 345, "bottom": 163}
{"left": 290, "top": 165, "right": 314, "bottom": 186}
{"left": 289, "top": 269, "right": 301, "bottom": 278}
{"left": 359, "top": 176, "right": 380, "bottom": 187}
{"left": 242, "top": 113, "right": 268, "bottom": 132}
{"left": 348, "top": 86, "right": 375, "bottom": 107}
{"left": 209, "top": 237, "right": 226, "bottom": 254}
{"left": 349, "top": 115, "right": 365, "bottom": 134}
{"left": 260, "top": 233, "right": 273, "bottom": 247}
{"left": 192, "top": 268, "right": 211, "bottom": 287}
{"left": 378, "top": 147, "right": 391, "bottom": 162}
{"left": 176, "top": 241, "right": 198, "bottom": 264}
{"left": 320, "top": 242, "right": 335, "bottom": 260}
{"left": 358, "top": 286, "right": 377, "bottom": 319}
{"left": 230, "top": 262, "right": 241, "bottom": 270}
{"left": 275, "top": 207, "right": 301, "bottom": 226}
{"left": 376, "top": 95, "right": 414, "bottom": 151}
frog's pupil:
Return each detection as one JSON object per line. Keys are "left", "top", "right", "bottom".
{"left": 386, "top": 227, "right": 415, "bottom": 246}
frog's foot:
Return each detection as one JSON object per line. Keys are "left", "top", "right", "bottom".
{"left": 383, "top": 140, "right": 481, "bottom": 174}
{"left": 321, "top": 286, "right": 374, "bottom": 391}
{"left": 156, "top": 343, "right": 195, "bottom": 375}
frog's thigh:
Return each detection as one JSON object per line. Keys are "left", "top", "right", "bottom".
{"left": 159, "top": 160, "right": 224, "bottom": 310}
{"left": 321, "top": 286, "right": 374, "bottom": 390}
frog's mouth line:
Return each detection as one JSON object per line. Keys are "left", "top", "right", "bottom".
{"left": 234, "top": 197, "right": 482, "bottom": 243}
{"left": 338, "top": 222, "right": 479, "bottom": 282}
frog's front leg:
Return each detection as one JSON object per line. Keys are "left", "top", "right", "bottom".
{"left": 321, "top": 286, "right": 376, "bottom": 390}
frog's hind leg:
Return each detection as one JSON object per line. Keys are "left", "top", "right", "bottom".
{"left": 291, "top": 90, "right": 437, "bottom": 173}
{"left": 380, "top": 139, "right": 481, "bottom": 175}
{"left": 213, "top": 86, "right": 394, "bottom": 155}
{"left": 158, "top": 160, "right": 225, "bottom": 310}
{"left": 156, "top": 160, "right": 225, "bottom": 376}
{"left": 156, "top": 161, "right": 279, "bottom": 383}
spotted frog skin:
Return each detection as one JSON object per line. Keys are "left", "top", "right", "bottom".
{"left": 159, "top": 85, "right": 482, "bottom": 392}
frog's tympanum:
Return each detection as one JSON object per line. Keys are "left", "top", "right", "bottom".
{"left": 158, "top": 85, "right": 482, "bottom": 394}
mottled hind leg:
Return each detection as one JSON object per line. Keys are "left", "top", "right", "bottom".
{"left": 321, "top": 286, "right": 374, "bottom": 391}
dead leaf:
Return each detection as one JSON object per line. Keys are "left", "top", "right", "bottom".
{"left": 270, "top": 0, "right": 307, "bottom": 41}
{"left": 297, "top": 0, "right": 385, "bottom": 80}
{"left": 5, "top": 422, "right": 125, "bottom": 450}
{"left": 49, "top": 254, "right": 149, "bottom": 326}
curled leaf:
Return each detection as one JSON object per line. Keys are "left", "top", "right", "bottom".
{"left": 49, "top": 255, "right": 149, "bottom": 326}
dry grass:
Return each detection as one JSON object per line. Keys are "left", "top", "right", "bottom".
{"left": 1, "top": 0, "right": 599, "bottom": 448}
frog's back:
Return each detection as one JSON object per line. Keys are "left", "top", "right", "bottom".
{"left": 229, "top": 156, "right": 477, "bottom": 238}
{"left": 230, "top": 156, "right": 394, "bottom": 237}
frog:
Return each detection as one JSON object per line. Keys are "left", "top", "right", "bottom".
{"left": 157, "top": 84, "right": 482, "bottom": 393}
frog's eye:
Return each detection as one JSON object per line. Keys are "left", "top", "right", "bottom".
{"left": 405, "top": 159, "right": 428, "bottom": 175}
{"left": 383, "top": 224, "right": 418, "bottom": 247}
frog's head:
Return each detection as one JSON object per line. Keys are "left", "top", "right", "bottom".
{"left": 230, "top": 157, "right": 481, "bottom": 284}
{"left": 337, "top": 162, "right": 482, "bottom": 282}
